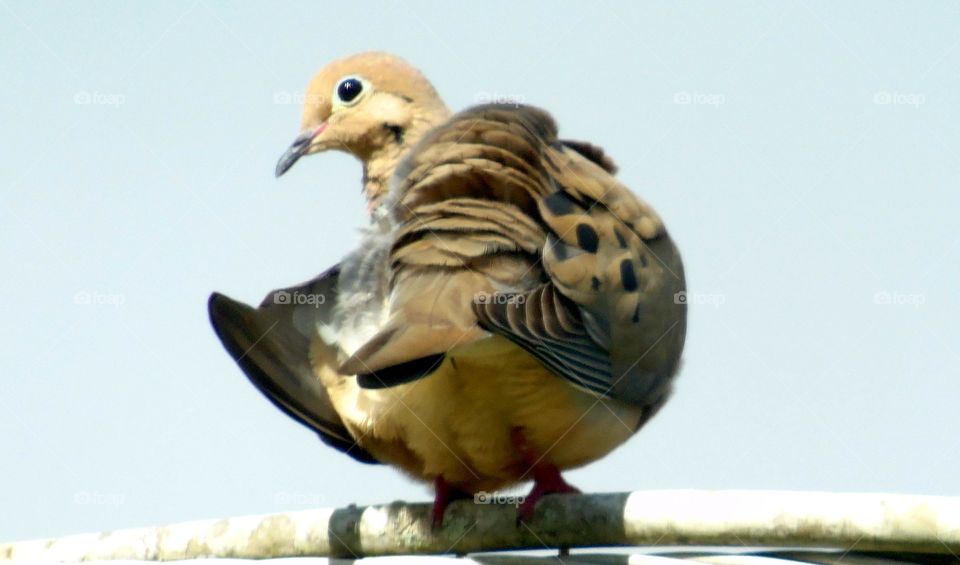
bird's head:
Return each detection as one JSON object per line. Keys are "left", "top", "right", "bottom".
{"left": 275, "top": 52, "right": 449, "bottom": 178}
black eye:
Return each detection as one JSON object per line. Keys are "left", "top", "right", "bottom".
{"left": 337, "top": 78, "right": 363, "bottom": 103}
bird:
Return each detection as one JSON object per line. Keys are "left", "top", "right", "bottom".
{"left": 208, "top": 51, "right": 687, "bottom": 526}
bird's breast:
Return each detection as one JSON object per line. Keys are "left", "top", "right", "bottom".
{"left": 324, "top": 336, "right": 642, "bottom": 493}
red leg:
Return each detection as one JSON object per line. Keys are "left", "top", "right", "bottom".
{"left": 517, "top": 463, "right": 580, "bottom": 520}
{"left": 431, "top": 475, "right": 472, "bottom": 528}
{"left": 511, "top": 427, "right": 581, "bottom": 521}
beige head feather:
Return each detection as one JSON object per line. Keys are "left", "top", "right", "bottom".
{"left": 275, "top": 52, "right": 451, "bottom": 211}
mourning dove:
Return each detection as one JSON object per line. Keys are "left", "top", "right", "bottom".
{"left": 209, "top": 52, "right": 686, "bottom": 525}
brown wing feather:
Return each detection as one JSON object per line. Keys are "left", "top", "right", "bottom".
{"left": 340, "top": 105, "right": 553, "bottom": 377}
{"left": 560, "top": 139, "right": 619, "bottom": 174}
{"left": 343, "top": 103, "right": 686, "bottom": 409}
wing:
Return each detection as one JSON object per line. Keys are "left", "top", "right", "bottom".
{"left": 476, "top": 173, "right": 687, "bottom": 406}
{"left": 338, "top": 105, "right": 553, "bottom": 379}
{"left": 341, "top": 104, "right": 686, "bottom": 410}
{"left": 208, "top": 265, "right": 379, "bottom": 464}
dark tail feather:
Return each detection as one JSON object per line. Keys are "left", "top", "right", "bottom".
{"left": 208, "top": 290, "right": 379, "bottom": 464}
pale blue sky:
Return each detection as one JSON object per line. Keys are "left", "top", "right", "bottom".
{"left": 2, "top": 1, "right": 958, "bottom": 542}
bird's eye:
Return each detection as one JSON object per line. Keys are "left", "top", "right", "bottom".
{"left": 335, "top": 77, "right": 365, "bottom": 106}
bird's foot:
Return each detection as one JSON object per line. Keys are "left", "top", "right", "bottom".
{"left": 511, "top": 427, "right": 580, "bottom": 522}
{"left": 517, "top": 463, "right": 580, "bottom": 521}
{"left": 432, "top": 475, "right": 472, "bottom": 528}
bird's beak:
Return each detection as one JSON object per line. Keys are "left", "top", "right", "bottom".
{"left": 275, "top": 123, "right": 327, "bottom": 177}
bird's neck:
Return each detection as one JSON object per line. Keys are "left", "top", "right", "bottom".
{"left": 361, "top": 107, "right": 451, "bottom": 215}
{"left": 361, "top": 142, "right": 408, "bottom": 214}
